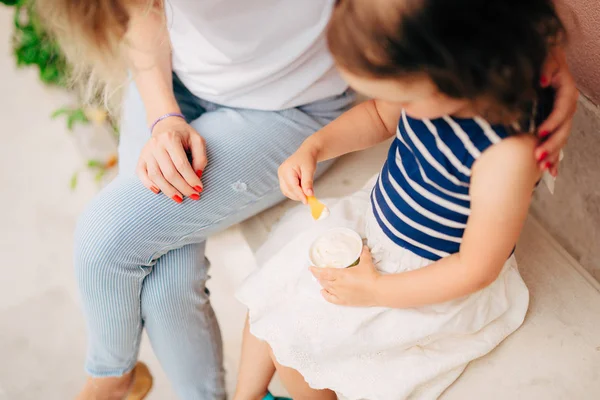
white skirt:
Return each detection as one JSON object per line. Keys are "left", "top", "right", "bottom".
{"left": 237, "top": 178, "right": 530, "bottom": 400}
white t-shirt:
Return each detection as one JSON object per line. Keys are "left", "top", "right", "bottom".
{"left": 166, "top": 0, "right": 348, "bottom": 110}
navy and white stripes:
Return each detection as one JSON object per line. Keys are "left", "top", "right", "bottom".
{"left": 371, "top": 110, "right": 509, "bottom": 261}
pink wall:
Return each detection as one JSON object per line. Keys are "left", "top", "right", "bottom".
{"left": 532, "top": 2, "right": 600, "bottom": 282}
{"left": 565, "top": 0, "right": 600, "bottom": 104}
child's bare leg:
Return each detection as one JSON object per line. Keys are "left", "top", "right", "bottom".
{"left": 269, "top": 348, "right": 337, "bottom": 400}
{"left": 233, "top": 315, "right": 277, "bottom": 400}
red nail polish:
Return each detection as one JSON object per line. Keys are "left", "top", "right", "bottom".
{"left": 172, "top": 194, "right": 183, "bottom": 203}
{"left": 189, "top": 193, "right": 200, "bottom": 201}
{"left": 540, "top": 76, "right": 549, "bottom": 86}
{"left": 194, "top": 185, "right": 203, "bottom": 193}
{"left": 196, "top": 170, "right": 203, "bottom": 179}
{"left": 543, "top": 161, "right": 552, "bottom": 171}
{"left": 150, "top": 186, "right": 160, "bottom": 194}
{"left": 537, "top": 151, "right": 549, "bottom": 162}
{"left": 539, "top": 130, "right": 550, "bottom": 138}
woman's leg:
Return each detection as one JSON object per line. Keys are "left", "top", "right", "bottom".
{"left": 270, "top": 349, "right": 337, "bottom": 400}
{"left": 233, "top": 316, "right": 276, "bottom": 400}
{"left": 75, "top": 83, "right": 354, "bottom": 399}
{"left": 75, "top": 80, "right": 207, "bottom": 398}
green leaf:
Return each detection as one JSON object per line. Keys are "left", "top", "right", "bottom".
{"left": 40, "top": 64, "right": 60, "bottom": 84}
{"left": 13, "top": 3, "right": 29, "bottom": 30}
{"left": 16, "top": 46, "right": 39, "bottom": 65}
{"left": 66, "top": 114, "right": 75, "bottom": 131}
{"left": 94, "top": 169, "right": 106, "bottom": 183}
{"left": 70, "top": 172, "right": 78, "bottom": 190}
{"left": 87, "top": 160, "right": 103, "bottom": 169}
{"left": 51, "top": 107, "right": 71, "bottom": 119}
{"left": 111, "top": 123, "right": 120, "bottom": 137}
{"left": 19, "top": 26, "right": 38, "bottom": 46}
{"left": 72, "top": 109, "right": 89, "bottom": 123}
{"left": 62, "top": 109, "right": 90, "bottom": 131}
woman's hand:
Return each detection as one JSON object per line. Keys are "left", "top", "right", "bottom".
{"left": 310, "top": 246, "right": 381, "bottom": 307}
{"left": 536, "top": 47, "right": 579, "bottom": 177}
{"left": 137, "top": 117, "right": 207, "bottom": 203}
{"left": 278, "top": 145, "right": 319, "bottom": 204}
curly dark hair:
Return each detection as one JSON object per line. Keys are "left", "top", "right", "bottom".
{"left": 327, "top": 0, "right": 566, "bottom": 123}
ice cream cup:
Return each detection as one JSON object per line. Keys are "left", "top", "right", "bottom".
{"left": 308, "top": 227, "right": 363, "bottom": 269}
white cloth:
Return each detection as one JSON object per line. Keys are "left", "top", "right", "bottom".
{"left": 165, "top": 0, "right": 348, "bottom": 110}
{"left": 237, "top": 178, "right": 530, "bottom": 400}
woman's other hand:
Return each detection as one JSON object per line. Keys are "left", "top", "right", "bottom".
{"left": 137, "top": 117, "right": 207, "bottom": 203}
{"left": 536, "top": 47, "right": 579, "bottom": 177}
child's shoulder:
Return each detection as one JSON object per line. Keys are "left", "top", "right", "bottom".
{"left": 472, "top": 133, "right": 540, "bottom": 181}
{"left": 482, "top": 133, "right": 538, "bottom": 164}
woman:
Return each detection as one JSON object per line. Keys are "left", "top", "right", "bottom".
{"left": 38, "top": 0, "right": 577, "bottom": 399}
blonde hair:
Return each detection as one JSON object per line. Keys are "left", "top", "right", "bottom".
{"left": 35, "top": 0, "right": 164, "bottom": 112}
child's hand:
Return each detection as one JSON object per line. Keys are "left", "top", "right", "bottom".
{"left": 278, "top": 146, "right": 318, "bottom": 204}
{"left": 310, "top": 246, "right": 381, "bottom": 307}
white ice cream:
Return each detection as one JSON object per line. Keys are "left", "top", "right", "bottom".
{"left": 316, "top": 206, "right": 330, "bottom": 221}
{"left": 309, "top": 228, "right": 362, "bottom": 268}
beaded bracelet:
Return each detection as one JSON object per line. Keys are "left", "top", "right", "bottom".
{"left": 150, "top": 112, "right": 186, "bottom": 133}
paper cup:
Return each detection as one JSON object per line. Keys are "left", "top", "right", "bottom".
{"left": 308, "top": 227, "right": 363, "bottom": 269}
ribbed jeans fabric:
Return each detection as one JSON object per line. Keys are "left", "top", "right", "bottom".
{"left": 74, "top": 76, "right": 354, "bottom": 400}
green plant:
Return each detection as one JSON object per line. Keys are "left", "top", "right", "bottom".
{"left": 70, "top": 155, "right": 119, "bottom": 190}
{"left": 3, "top": 0, "right": 69, "bottom": 86}
{"left": 2, "top": 0, "right": 119, "bottom": 188}
{"left": 51, "top": 107, "right": 89, "bottom": 130}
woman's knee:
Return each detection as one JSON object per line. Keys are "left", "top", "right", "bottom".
{"left": 74, "top": 177, "right": 159, "bottom": 278}
{"left": 142, "top": 257, "right": 212, "bottom": 319}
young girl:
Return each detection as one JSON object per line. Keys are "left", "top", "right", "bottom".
{"left": 236, "top": 0, "right": 566, "bottom": 399}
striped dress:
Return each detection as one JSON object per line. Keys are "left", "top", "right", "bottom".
{"left": 372, "top": 110, "right": 510, "bottom": 260}
{"left": 238, "top": 110, "right": 529, "bottom": 400}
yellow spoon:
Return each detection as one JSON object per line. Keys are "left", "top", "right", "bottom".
{"left": 307, "top": 195, "right": 329, "bottom": 221}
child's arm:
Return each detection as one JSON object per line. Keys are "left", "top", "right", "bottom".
{"left": 306, "top": 99, "right": 401, "bottom": 162}
{"left": 312, "top": 135, "right": 541, "bottom": 308}
{"left": 374, "top": 135, "right": 541, "bottom": 308}
{"left": 279, "top": 99, "right": 400, "bottom": 202}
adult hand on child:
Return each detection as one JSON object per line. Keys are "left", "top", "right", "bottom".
{"left": 310, "top": 246, "right": 381, "bottom": 307}
{"left": 278, "top": 145, "right": 319, "bottom": 204}
{"left": 536, "top": 47, "right": 579, "bottom": 177}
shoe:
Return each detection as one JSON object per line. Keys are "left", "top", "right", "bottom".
{"left": 124, "top": 362, "right": 153, "bottom": 400}
{"left": 262, "top": 391, "right": 291, "bottom": 400}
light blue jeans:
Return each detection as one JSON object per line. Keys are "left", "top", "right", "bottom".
{"left": 74, "top": 75, "right": 354, "bottom": 400}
